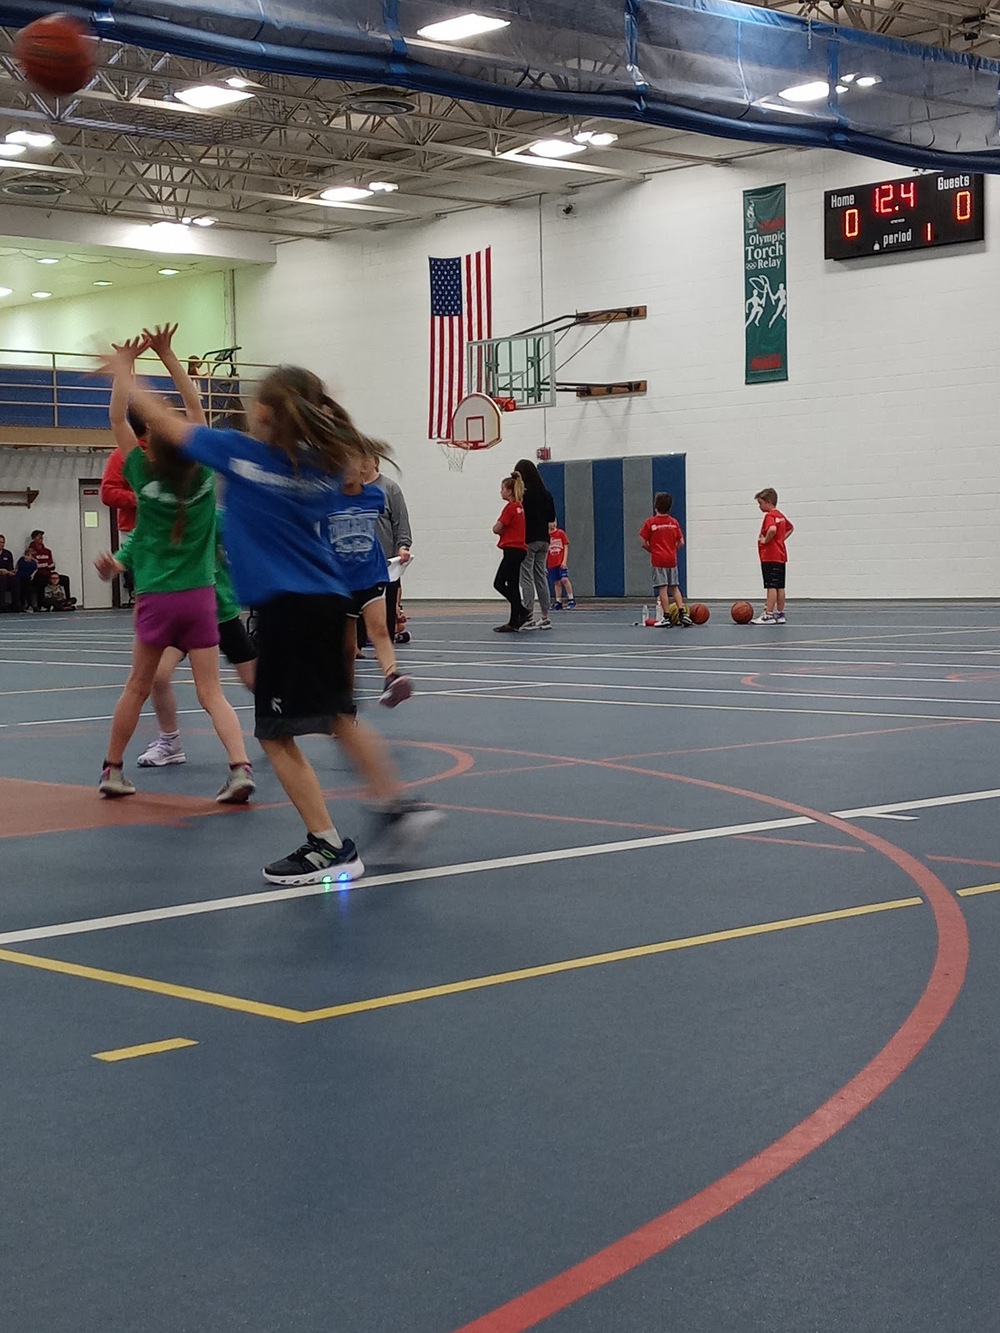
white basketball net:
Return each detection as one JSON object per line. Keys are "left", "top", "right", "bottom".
{"left": 437, "top": 440, "right": 469, "bottom": 471}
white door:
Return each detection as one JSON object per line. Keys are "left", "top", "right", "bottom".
{"left": 78, "top": 481, "right": 113, "bottom": 609}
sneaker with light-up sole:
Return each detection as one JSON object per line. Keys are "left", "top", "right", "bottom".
{"left": 137, "top": 736, "right": 186, "bottom": 767}
{"left": 263, "top": 834, "right": 364, "bottom": 886}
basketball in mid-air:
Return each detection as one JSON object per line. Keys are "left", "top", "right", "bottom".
{"left": 689, "top": 603, "right": 710, "bottom": 624}
{"left": 14, "top": 15, "right": 97, "bottom": 96}
{"left": 731, "top": 600, "right": 754, "bottom": 624}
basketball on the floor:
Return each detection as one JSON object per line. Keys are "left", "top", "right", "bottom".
{"left": 689, "top": 603, "right": 710, "bottom": 624}
{"left": 731, "top": 600, "right": 754, "bottom": 624}
{"left": 14, "top": 15, "right": 97, "bottom": 96}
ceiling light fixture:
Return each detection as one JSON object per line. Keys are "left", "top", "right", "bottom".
{"left": 777, "top": 81, "right": 830, "bottom": 103}
{"left": 0, "top": 143, "right": 27, "bottom": 158}
{"left": 573, "top": 130, "right": 619, "bottom": 147}
{"left": 416, "top": 14, "right": 510, "bottom": 41}
{"left": 93, "top": 280, "right": 113, "bottom": 287}
{"left": 368, "top": 181, "right": 399, "bottom": 193}
{"left": 225, "top": 76, "right": 253, "bottom": 89}
{"left": 6, "top": 130, "right": 55, "bottom": 148}
{"left": 528, "top": 139, "right": 588, "bottom": 159}
{"left": 158, "top": 268, "right": 180, "bottom": 276}
{"left": 855, "top": 74, "right": 882, "bottom": 87}
{"left": 37, "top": 257, "right": 59, "bottom": 264}
{"left": 0, "top": 287, "right": 12, "bottom": 297}
{"left": 31, "top": 291, "right": 52, "bottom": 299}
{"left": 190, "top": 215, "right": 217, "bottom": 226}
{"left": 174, "top": 84, "right": 254, "bottom": 110}
{"left": 319, "top": 185, "right": 374, "bottom": 203}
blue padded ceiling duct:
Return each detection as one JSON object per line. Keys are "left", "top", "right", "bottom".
{"left": 4, "top": 0, "right": 1000, "bottom": 173}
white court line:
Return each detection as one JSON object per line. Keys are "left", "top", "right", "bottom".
{"left": 3, "top": 786, "right": 999, "bottom": 947}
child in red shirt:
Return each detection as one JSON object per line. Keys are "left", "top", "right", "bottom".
{"left": 639, "top": 493, "right": 691, "bottom": 627}
{"left": 546, "top": 525, "right": 575, "bottom": 609}
{"left": 754, "top": 486, "right": 794, "bottom": 624}
{"left": 492, "top": 473, "right": 528, "bottom": 633}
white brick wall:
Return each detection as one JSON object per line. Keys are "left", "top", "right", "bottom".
{"left": 234, "top": 149, "right": 1000, "bottom": 600}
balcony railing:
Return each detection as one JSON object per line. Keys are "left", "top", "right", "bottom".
{"left": 0, "top": 347, "right": 272, "bottom": 435}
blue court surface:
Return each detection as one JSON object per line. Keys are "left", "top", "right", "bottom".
{"left": 2, "top": 601, "right": 999, "bottom": 1332}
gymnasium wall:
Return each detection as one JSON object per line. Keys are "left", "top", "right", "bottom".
{"left": 233, "top": 148, "right": 1000, "bottom": 601}
{"left": 0, "top": 449, "right": 103, "bottom": 603}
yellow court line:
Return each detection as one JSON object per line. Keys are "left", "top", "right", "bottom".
{"left": 93, "top": 1037, "right": 198, "bottom": 1063}
{"left": 0, "top": 947, "right": 306, "bottom": 1023}
{"left": 298, "top": 897, "right": 924, "bottom": 1022}
{"left": 956, "top": 882, "right": 1000, "bottom": 898}
{"left": 0, "top": 896, "right": 925, "bottom": 1026}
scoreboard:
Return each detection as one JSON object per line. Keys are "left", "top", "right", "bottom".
{"left": 824, "top": 172, "right": 984, "bottom": 260}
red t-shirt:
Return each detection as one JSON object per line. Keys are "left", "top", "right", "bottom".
{"left": 639, "top": 514, "right": 683, "bottom": 568}
{"left": 547, "top": 528, "right": 568, "bottom": 569}
{"left": 496, "top": 500, "right": 526, "bottom": 550}
{"left": 29, "top": 541, "right": 54, "bottom": 572}
{"left": 758, "top": 507, "right": 792, "bottom": 563}
{"left": 100, "top": 449, "right": 138, "bottom": 534}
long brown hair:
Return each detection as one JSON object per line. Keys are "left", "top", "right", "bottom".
{"left": 148, "top": 431, "right": 199, "bottom": 544}
{"left": 503, "top": 471, "right": 525, "bottom": 503}
{"left": 256, "top": 366, "right": 390, "bottom": 475}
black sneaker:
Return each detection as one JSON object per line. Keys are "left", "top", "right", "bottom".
{"left": 373, "top": 801, "right": 444, "bottom": 862}
{"left": 680, "top": 612, "right": 694, "bottom": 627}
{"left": 262, "top": 835, "right": 364, "bottom": 886}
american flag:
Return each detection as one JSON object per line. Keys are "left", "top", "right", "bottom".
{"left": 428, "top": 248, "right": 493, "bottom": 440}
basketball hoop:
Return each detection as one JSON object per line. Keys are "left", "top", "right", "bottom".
{"left": 437, "top": 392, "right": 506, "bottom": 471}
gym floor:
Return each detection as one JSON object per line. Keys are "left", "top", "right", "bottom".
{"left": 2, "top": 602, "right": 998, "bottom": 1332}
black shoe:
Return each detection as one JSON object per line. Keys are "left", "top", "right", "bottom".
{"left": 394, "top": 630, "right": 411, "bottom": 644}
{"left": 373, "top": 801, "right": 444, "bottom": 862}
{"left": 493, "top": 623, "right": 518, "bottom": 633}
{"left": 262, "top": 834, "right": 364, "bottom": 886}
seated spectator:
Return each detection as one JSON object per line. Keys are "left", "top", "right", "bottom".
{"left": 42, "top": 571, "right": 76, "bottom": 612}
{"left": 0, "top": 534, "right": 19, "bottom": 612}
{"left": 28, "top": 530, "right": 71, "bottom": 603}
{"left": 15, "top": 548, "right": 38, "bottom": 611}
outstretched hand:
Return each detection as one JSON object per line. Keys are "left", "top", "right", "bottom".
{"left": 95, "top": 336, "right": 146, "bottom": 379}
{"left": 142, "top": 323, "right": 179, "bottom": 358}
{"left": 94, "top": 551, "right": 125, "bottom": 582}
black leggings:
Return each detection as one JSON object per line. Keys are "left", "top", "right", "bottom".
{"left": 494, "top": 548, "right": 526, "bottom": 625}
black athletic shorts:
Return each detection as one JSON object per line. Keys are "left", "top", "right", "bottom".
{"left": 253, "top": 593, "right": 354, "bottom": 740}
{"left": 760, "top": 561, "right": 787, "bottom": 590}
{"left": 346, "top": 582, "right": 387, "bottom": 618}
{"left": 218, "top": 615, "right": 258, "bottom": 666}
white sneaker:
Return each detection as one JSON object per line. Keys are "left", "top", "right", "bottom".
{"left": 753, "top": 613, "right": 777, "bottom": 625}
{"left": 137, "top": 735, "right": 187, "bottom": 767}
{"left": 216, "top": 764, "right": 256, "bottom": 804}
{"left": 520, "top": 618, "right": 539, "bottom": 631}
{"left": 538, "top": 618, "right": 553, "bottom": 630}
{"left": 774, "top": 613, "right": 787, "bottom": 624}
{"left": 99, "top": 765, "right": 136, "bottom": 798}
{"left": 654, "top": 617, "right": 672, "bottom": 628}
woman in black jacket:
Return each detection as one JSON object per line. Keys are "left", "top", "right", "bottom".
{"left": 514, "top": 458, "right": 556, "bottom": 629}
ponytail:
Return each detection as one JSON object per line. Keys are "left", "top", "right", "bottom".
{"left": 505, "top": 471, "right": 525, "bottom": 503}
{"left": 148, "top": 432, "right": 197, "bottom": 545}
{"left": 257, "top": 365, "right": 391, "bottom": 475}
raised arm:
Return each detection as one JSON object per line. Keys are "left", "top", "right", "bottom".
{"left": 143, "top": 323, "right": 207, "bottom": 426}
{"left": 108, "top": 336, "right": 147, "bottom": 456}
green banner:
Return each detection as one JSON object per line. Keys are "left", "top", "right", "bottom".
{"left": 743, "top": 184, "right": 788, "bottom": 384}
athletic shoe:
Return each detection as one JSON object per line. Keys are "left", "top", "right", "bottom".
{"left": 552, "top": 601, "right": 563, "bottom": 611}
{"left": 263, "top": 835, "right": 364, "bottom": 886}
{"left": 216, "top": 764, "right": 256, "bottom": 804}
{"left": 567, "top": 599, "right": 576, "bottom": 609}
{"left": 655, "top": 617, "right": 672, "bottom": 628}
{"left": 379, "top": 671, "right": 414, "bottom": 708}
{"left": 753, "top": 612, "right": 777, "bottom": 624}
{"left": 137, "top": 735, "right": 187, "bottom": 767}
{"left": 99, "top": 765, "right": 136, "bottom": 798}
{"left": 394, "top": 630, "right": 411, "bottom": 644}
{"left": 774, "top": 613, "right": 787, "bottom": 624}
{"left": 538, "top": 618, "right": 553, "bottom": 630}
{"left": 373, "top": 801, "right": 444, "bottom": 861}
{"left": 493, "top": 623, "right": 519, "bottom": 633}
{"left": 519, "top": 617, "right": 539, "bottom": 631}
{"left": 680, "top": 612, "right": 694, "bottom": 627}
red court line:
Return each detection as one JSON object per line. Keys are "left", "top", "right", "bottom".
{"left": 927, "top": 854, "right": 1000, "bottom": 870}
{"left": 453, "top": 769, "right": 969, "bottom": 1333}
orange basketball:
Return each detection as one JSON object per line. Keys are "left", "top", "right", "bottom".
{"left": 731, "top": 600, "right": 754, "bottom": 624}
{"left": 689, "top": 603, "right": 710, "bottom": 624}
{"left": 14, "top": 15, "right": 97, "bottom": 97}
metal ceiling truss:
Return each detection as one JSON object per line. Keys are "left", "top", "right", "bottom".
{"left": 741, "top": 0, "right": 1000, "bottom": 57}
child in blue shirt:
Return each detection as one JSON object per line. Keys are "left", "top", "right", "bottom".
{"left": 324, "top": 447, "right": 413, "bottom": 709}
{"left": 111, "top": 353, "right": 439, "bottom": 886}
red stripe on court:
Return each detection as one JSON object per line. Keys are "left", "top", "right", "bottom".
{"left": 452, "top": 771, "right": 969, "bottom": 1333}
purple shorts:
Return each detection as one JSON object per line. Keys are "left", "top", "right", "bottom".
{"left": 135, "top": 586, "right": 219, "bottom": 652}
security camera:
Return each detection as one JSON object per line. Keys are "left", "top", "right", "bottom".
{"left": 560, "top": 203, "right": 575, "bottom": 217}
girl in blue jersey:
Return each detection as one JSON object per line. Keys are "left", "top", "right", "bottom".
{"left": 326, "top": 445, "right": 413, "bottom": 709}
{"left": 107, "top": 353, "right": 439, "bottom": 886}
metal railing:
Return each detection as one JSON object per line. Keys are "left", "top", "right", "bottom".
{"left": 0, "top": 347, "right": 274, "bottom": 433}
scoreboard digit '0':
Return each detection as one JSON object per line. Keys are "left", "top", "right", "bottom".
{"left": 824, "top": 172, "right": 984, "bottom": 260}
